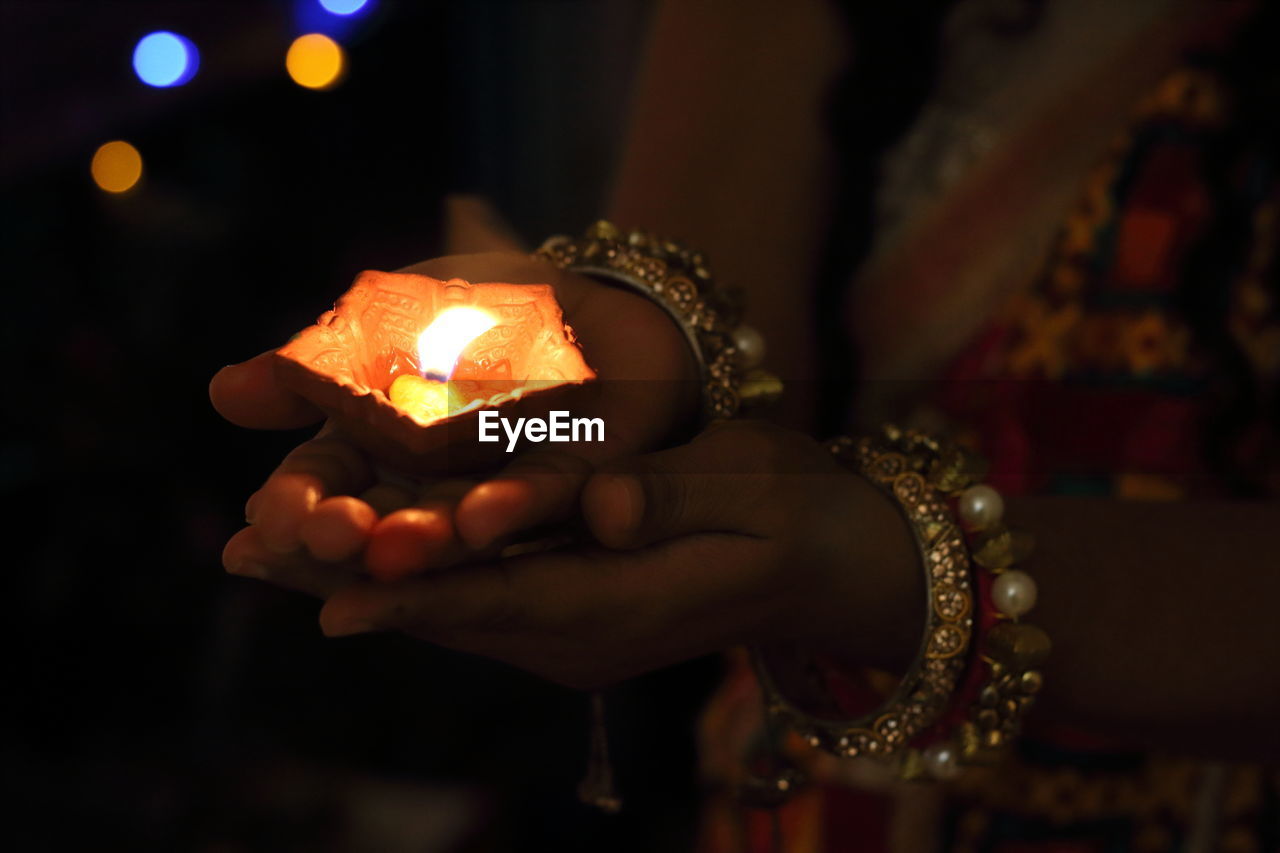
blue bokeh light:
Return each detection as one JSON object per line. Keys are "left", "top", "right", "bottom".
{"left": 318, "top": 0, "right": 371, "bottom": 15}
{"left": 132, "top": 31, "right": 199, "bottom": 88}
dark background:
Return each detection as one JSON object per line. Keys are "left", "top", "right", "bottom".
{"left": 2, "top": 1, "right": 723, "bottom": 850}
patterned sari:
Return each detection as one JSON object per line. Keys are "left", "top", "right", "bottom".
{"left": 696, "top": 4, "right": 1278, "bottom": 850}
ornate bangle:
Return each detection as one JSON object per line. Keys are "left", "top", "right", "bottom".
{"left": 753, "top": 425, "right": 1050, "bottom": 782}
{"left": 754, "top": 428, "right": 977, "bottom": 761}
{"left": 906, "top": 477, "right": 1049, "bottom": 780}
{"left": 535, "top": 220, "right": 782, "bottom": 422}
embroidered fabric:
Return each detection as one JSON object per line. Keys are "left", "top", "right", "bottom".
{"left": 872, "top": 0, "right": 1179, "bottom": 253}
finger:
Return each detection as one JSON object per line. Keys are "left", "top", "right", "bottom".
{"left": 318, "top": 535, "right": 773, "bottom": 687}
{"left": 364, "top": 509, "right": 453, "bottom": 581}
{"left": 365, "top": 480, "right": 477, "bottom": 581}
{"left": 454, "top": 451, "right": 595, "bottom": 549}
{"left": 223, "top": 525, "right": 361, "bottom": 598}
{"left": 582, "top": 426, "right": 778, "bottom": 549}
{"left": 446, "top": 283, "right": 700, "bottom": 546}
{"left": 255, "top": 436, "right": 375, "bottom": 554}
{"left": 449, "top": 272, "right": 699, "bottom": 546}
{"left": 441, "top": 194, "right": 526, "bottom": 255}
{"left": 210, "top": 351, "right": 323, "bottom": 430}
{"left": 451, "top": 366, "right": 694, "bottom": 548}
{"left": 319, "top": 547, "right": 601, "bottom": 640}
{"left": 300, "top": 496, "right": 378, "bottom": 562}
{"left": 299, "top": 481, "right": 423, "bottom": 566}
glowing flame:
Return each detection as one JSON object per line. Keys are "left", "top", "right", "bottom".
{"left": 417, "top": 306, "right": 497, "bottom": 380}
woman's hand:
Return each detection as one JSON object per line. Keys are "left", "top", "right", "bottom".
{"left": 227, "top": 421, "right": 925, "bottom": 689}
{"left": 212, "top": 250, "right": 698, "bottom": 580}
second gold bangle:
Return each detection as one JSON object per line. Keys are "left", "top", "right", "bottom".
{"left": 535, "top": 220, "right": 783, "bottom": 423}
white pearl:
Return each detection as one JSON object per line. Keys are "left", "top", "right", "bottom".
{"left": 958, "top": 484, "right": 1003, "bottom": 529}
{"left": 991, "top": 570, "right": 1038, "bottom": 617}
{"left": 922, "top": 742, "right": 960, "bottom": 780}
{"left": 732, "top": 324, "right": 765, "bottom": 369}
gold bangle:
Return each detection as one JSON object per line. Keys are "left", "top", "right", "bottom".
{"left": 754, "top": 428, "right": 977, "bottom": 760}
{"left": 913, "top": 505, "right": 1048, "bottom": 778}
{"left": 754, "top": 425, "right": 1049, "bottom": 782}
{"left": 535, "top": 220, "right": 782, "bottom": 422}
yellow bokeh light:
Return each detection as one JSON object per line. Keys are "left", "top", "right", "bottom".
{"left": 286, "top": 33, "right": 344, "bottom": 90}
{"left": 91, "top": 140, "right": 143, "bottom": 194}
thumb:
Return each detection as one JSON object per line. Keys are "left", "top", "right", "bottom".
{"left": 582, "top": 426, "right": 776, "bottom": 549}
{"left": 441, "top": 194, "right": 526, "bottom": 255}
{"left": 210, "top": 350, "right": 323, "bottom": 430}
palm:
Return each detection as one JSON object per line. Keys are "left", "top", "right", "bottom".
{"left": 214, "top": 252, "right": 697, "bottom": 581}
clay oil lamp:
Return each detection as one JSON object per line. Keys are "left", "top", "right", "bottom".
{"left": 274, "top": 271, "right": 596, "bottom": 473}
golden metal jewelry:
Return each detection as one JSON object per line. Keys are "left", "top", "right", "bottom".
{"left": 535, "top": 220, "right": 782, "bottom": 422}
{"left": 754, "top": 428, "right": 977, "bottom": 760}
{"left": 755, "top": 425, "right": 1049, "bottom": 781}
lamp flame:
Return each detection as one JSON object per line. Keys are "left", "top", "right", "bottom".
{"left": 417, "top": 306, "right": 497, "bottom": 381}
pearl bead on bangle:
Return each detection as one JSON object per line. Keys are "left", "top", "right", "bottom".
{"left": 733, "top": 324, "right": 765, "bottom": 369}
{"left": 923, "top": 742, "right": 961, "bottom": 779}
{"left": 958, "top": 484, "right": 1004, "bottom": 529}
{"left": 991, "top": 569, "right": 1038, "bottom": 617}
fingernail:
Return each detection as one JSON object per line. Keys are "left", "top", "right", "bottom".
{"left": 458, "top": 481, "right": 529, "bottom": 549}
{"left": 584, "top": 474, "right": 643, "bottom": 547}
{"left": 599, "top": 474, "right": 642, "bottom": 531}
{"left": 227, "top": 560, "right": 265, "bottom": 579}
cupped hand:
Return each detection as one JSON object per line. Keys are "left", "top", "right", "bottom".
{"left": 213, "top": 250, "right": 698, "bottom": 580}
{"left": 273, "top": 421, "right": 926, "bottom": 689}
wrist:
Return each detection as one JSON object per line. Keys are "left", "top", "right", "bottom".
{"left": 536, "top": 221, "right": 782, "bottom": 426}
{"left": 752, "top": 427, "right": 1048, "bottom": 782}
{"left": 809, "top": 469, "right": 927, "bottom": 675}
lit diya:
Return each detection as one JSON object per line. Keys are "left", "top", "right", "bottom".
{"left": 275, "top": 271, "right": 596, "bottom": 472}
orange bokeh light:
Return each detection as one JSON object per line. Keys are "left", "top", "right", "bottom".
{"left": 91, "top": 141, "right": 143, "bottom": 193}
{"left": 286, "top": 33, "right": 345, "bottom": 90}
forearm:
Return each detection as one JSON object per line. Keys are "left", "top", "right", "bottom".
{"left": 1003, "top": 496, "right": 1280, "bottom": 758}
{"left": 607, "top": 0, "right": 849, "bottom": 424}
{"left": 807, "top": 492, "right": 1280, "bottom": 759}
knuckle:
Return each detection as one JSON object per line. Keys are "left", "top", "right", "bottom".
{"left": 311, "top": 437, "right": 368, "bottom": 472}
{"left": 641, "top": 469, "right": 688, "bottom": 533}
{"left": 281, "top": 443, "right": 363, "bottom": 486}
